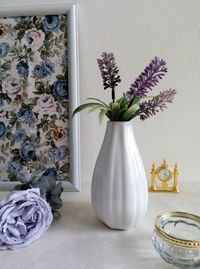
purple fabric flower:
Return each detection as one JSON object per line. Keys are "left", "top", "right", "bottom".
{"left": 0, "top": 188, "right": 53, "bottom": 250}
{"left": 127, "top": 57, "right": 167, "bottom": 100}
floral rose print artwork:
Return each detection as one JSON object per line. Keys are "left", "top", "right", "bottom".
{"left": 0, "top": 15, "right": 69, "bottom": 182}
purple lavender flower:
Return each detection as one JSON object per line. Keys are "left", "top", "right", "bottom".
{"left": 0, "top": 188, "right": 52, "bottom": 250}
{"left": 97, "top": 52, "right": 121, "bottom": 102}
{"left": 127, "top": 57, "right": 167, "bottom": 100}
{"left": 136, "top": 89, "right": 177, "bottom": 120}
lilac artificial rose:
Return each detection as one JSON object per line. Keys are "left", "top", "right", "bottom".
{"left": 0, "top": 188, "right": 53, "bottom": 250}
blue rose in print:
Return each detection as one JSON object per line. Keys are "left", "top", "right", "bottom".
{"left": 19, "top": 141, "right": 36, "bottom": 161}
{"left": 48, "top": 145, "right": 68, "bottom": 162}
{"left": 15, "top": 129, "right": 26, "bottom": 142}
{"left": 33, "top": 59, "right": 55, "bottom": 79}
{"left": 8, "top": 161, "right": 22, "bottom": 175}
{"left": 53, "top": 80, "right": 68, "bottom": 100}
{"left": 17, "top": 108, "right": 33, "bottom": 123}
{"left": 0, "top": 42, "right": 9, "bottom": 59}
{"left": 0, "top": 122, "right": 7, "bottom": 139}
{"left": 43, "top": 16, "right": 60, "bottom": 32}
{"left": 16, "top": 61, "right": 29, "bottom": 77}
{"left": 0, "top": 99, "right": 4, "bottom": 107}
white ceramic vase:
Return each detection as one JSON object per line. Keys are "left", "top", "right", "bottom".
{"left": 91, "top": 121, "right": 148, "bottom": 230}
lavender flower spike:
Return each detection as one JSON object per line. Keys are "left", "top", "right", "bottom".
{"left": 136, "top": 89, "right": 177, "bottom": 121}
{"left": 127, "top": 57, "right": 167, "bottom": 100}
{"left": 97, "top": 52, "right": 121, "bottom": 102}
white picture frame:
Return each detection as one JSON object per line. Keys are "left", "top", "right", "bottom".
{"left": 0, "top": 4, "right": 80, "bottom": 191}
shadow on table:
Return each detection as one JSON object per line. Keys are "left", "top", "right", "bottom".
{"left": 51, "top": 200, "right": 114, "bottom": 232}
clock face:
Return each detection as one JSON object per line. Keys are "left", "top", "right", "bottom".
{"left": 158, "top": 168, "right": 172, "bottom": 181}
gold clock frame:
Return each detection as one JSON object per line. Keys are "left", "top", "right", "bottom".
{"left": 149, "top": 159, "right": 179, "bottom": 192}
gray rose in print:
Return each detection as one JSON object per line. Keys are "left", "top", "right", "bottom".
{"left": 37, "top": 94, "right": 56, "bottom": 112}
{"left": 2, "top": 75, "right": 22, "bottom": 95}
{"left": 0, "top": 14, "right": 70, "bottom": 182}
{"left": 22, "top": 28, "right": 45, "bottom": 49}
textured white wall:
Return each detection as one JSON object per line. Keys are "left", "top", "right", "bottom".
{"left": 0, "top": 0, "right": 199, "bottom": 182}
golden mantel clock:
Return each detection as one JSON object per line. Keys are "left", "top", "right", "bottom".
{"left": 149, "top": 159, "right": 179, "bottom": 192}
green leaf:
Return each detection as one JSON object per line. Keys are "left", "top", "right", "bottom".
{"left": 105, "top": 110, "right": 112, "bottom": 120}
{"left": 10, "top": 111, "right": 16, "bottom": 118}
{"left": 61, "top": 100, "right": 68, "bottom": 108}
{"left": 6, "top": 97, "right": 12, "bottom": 104}
{"left": 46, "top": 51, "right": 54, "bottom": 57}
{"left": 17, "top": 30, "right": 25, "bottom": 40}
{"left": 45, "top": 32, "right": 53, "bottom": 40}
{"left": 110, "top": 103, "right": 120, "bottom": 120}
{"left": 56, "top": 74, "right": 65, "bottom": 80}
{"left": 121, "top": 104, "right": 139, "bottom": 121}
{"left": 33, "top": 91, "right": 43, "bottom": 95}
{"left": 49, "top": 123, "right": 57, "bottom": 129}
{"left": 35, "top": 81, "right": 45, "bottom": 91}
{"left": 11, "top": 148, "right": 19, "bottom": 155}
{"left": 10, "top": 139, "right": 15, "bottom": 147}
{"left": 88, "top": 104, "right": 107, "bottom": 113}
{"left": 6, "top": 132, "right": 12, "bottom": 140}
{"left": 99, "top": 109, "right": 107, "bottom": 123}
{"left": 9, "top": 174, "right": 17, "bottom": 182}
{"left": 87, "top": 98, "right": 109, "bottom": 108}
{"left": 55, "top": 162, "right": 59, "bottom": 170}
{"left": 50, "top": 140, "right": 56, "bottom": 148}
{"left": 60, "top": 23, "right": 66, "bottom": 32}
{"left": 42, "top": 125, "right": 48, "bottom": 133}
{"left": 119, "top": 96, "right": 129, "bottom": 109}
{"left": 43, "top": 114, "right": 49, "bottom": 120}
{"left": 60, "top": 164, "right": 68, "bottom": 173}
{"left": 1, "top": 61, "right": 11, "bottom": 70}
{"left": 16, "top": 121, "right": 22, "bottom": 131}
{"left": 131, "top": 97, "right": 141, "bottom": 106}
{"left": 118, "top": 107, "right": 128, "bottom": 119}
{"left": 73, "top": 103, "right": 106, "bottom": 117}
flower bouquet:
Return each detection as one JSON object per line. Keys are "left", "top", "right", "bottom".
{"left": 74, "top": 53, "right": 177, "bottom": 230}
{"left": 73, "top": 52, "right": 176, "bottom": 121}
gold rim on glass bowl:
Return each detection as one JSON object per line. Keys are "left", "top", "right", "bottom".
{"left": 154, "top": 211, "right": 200, "bottom": 249}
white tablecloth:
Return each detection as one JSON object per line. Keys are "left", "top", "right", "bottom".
{"left": 0, "top": 182, "right": 199, "bottom": 269}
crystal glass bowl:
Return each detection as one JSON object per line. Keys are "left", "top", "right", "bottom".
{"left": 152, "top": 211, "right": 200, "bottom": 268}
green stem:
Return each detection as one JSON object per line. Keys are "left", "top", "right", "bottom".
{"left": 112, "top": 87, "right": 115, "bottom": 103}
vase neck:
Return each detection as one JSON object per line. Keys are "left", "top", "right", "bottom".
{"left": 105, "top": 121, "right": 135, "bottom": 137}
{"left": 106, "top": 121, "right": 133, "bottom": 129}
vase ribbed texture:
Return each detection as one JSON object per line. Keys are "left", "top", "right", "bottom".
{"left": 91, "top": 121, "right": 148, "bottom": 230}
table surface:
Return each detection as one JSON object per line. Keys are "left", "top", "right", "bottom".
{"left": 0, "top": 182, "right": 199, "bottom": 269}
